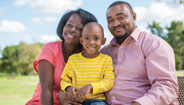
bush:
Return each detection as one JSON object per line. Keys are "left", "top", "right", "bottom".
{"left": 175, "top": 54, "right": 182, "bottom": 70}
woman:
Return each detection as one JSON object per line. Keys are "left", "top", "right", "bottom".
{"left": 26, "top": 8, "right": 97, "bottom": 105}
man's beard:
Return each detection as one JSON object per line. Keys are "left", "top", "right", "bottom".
{"left": 115, "top": 33, "right": 130, "bottom": 41}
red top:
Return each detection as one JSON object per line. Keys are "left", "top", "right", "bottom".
{"left": 26, "top": 41, "right": 65, "bottom": 105}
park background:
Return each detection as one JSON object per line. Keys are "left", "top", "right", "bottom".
{"left": 0, "top": 0, "right": 184, "bottom": 105}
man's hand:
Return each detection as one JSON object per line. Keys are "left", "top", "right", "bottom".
{"left": 57, "top": 90, "right": 81, "bottom": 105}
{"left": 75, "top": 84, "right": 92, "bottom": 102}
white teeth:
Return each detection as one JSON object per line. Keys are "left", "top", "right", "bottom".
{"left": 68, "top": 34, "right": 74, "bottom": 38}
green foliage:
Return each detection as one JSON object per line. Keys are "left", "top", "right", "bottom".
{"left": 175, "top": 54, "right": 182, "bottom": 70}
{"left": 180, "top": 0, "right": 184, "bottom": 4}
{"left": 148, "top": 21, "right": 164, "bottom": 38}
{"left": 1, "top": 45, "right": 19, "bottom": 73}
{"left": 1, "top": 42, "right": 43, "bottom": 74}
{"left": 18, "top": 42, "right": 42, "bottom": 75}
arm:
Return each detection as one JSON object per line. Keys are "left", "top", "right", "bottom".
{"left": 60, "top": 59, "right": 78, "bottom": 100}
{"left": 134, "top": 39, "right": 178, "bottom": 105}
{"left": 90, "top": 58, "right": 115, "bottom": 94}
{"left": 39, "top": 60, "right": 54, "bottom": 105}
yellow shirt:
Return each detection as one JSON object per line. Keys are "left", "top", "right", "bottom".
{"left": 60, "top": 52, "right": 114, "bottom": 100}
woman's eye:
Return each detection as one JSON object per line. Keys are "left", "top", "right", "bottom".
{"left": 76, "top": 27, "right": 82, "bottom": 31}
{"left": 66, "top": 24, "right": 72, "bottom": 28}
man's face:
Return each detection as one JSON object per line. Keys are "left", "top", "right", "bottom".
{"left": 106, "top": 4, "right": 136, "bottom": 38}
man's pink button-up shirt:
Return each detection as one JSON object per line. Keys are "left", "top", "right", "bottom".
{"left": 100, "top": 27, "right": 179, "bottom": 105}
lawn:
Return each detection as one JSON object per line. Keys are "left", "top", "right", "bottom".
{"left": 0, "top": 70, "right": 183, "bottom": 105}
{"left": 0, "top": 75, "right": 39, "bottom": 105}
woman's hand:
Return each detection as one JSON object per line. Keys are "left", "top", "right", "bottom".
{"left": 66, "top": 86, "right": 78, "bottom": 100}
{"left": 57, "top": 90, "right": 81, "bottom": 105}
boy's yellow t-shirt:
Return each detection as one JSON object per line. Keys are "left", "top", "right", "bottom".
{"left": 60, "top": 52, "right": 114, "bottom": 100}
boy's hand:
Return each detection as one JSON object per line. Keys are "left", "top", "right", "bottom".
{"left": 66, "top": 86, "right": 78, "bottom": 100}
{"left": 75, "top": 84, "right": 92, "bottom": 102}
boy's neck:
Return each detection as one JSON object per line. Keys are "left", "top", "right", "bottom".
{"left": 82, "top": 52, "right": 100, "bottom": 58}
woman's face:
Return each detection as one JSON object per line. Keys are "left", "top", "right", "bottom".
{"left": 63, "top": 14, "right": 83, "bottom": 45}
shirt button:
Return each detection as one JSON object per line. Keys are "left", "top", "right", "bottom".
{"left": 118, "top": 59, "right": 121, "bottom": 61}
{"left": 114, "top": 71, "right": 117, "bottom": 75}
{"left": 112, "top": 96, "right": 116, "bottom": 100}
{"left": 121, "top": 46, "right": 124, "bottom": 48}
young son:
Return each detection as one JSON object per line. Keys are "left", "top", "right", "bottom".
{"left": 60, "top": 22, "right": 114, "bottom": 105}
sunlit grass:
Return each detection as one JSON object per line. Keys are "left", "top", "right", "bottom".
{"left": 0, "top": 75, "right": 39, "bottom": 105}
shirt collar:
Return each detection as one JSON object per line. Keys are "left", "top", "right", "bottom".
{"left": 129, "top": 27, "right": 140, "bottom": 42}
{"left": 110, "top": 27, "right": 141, "bottom": 46}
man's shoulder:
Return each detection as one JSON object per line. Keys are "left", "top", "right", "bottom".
{"left": 100, "top": 44, "right": 111, "bottom": 54}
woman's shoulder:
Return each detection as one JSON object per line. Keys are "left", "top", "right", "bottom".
{"left": 44, "top": 40, "right": 62, "bottom": 47}
{"left": 42, "top": 41, "right": 62, "bottom": 50}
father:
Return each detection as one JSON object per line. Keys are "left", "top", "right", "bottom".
{"left": 100, "top": 1, "right": 179, "bottom": 105}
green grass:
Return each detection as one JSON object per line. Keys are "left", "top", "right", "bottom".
{"left": 0, "top": 75, "right": 39, "bottom": 105}
{"left": 176, "top": 70, "right": 184, "bottom": 76}
{"left": 0, "top": 70, "right": 183, "bottom": 105}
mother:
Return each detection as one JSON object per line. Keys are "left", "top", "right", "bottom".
{"left": 26, "top": 8, "right": 97, "bottom": 105}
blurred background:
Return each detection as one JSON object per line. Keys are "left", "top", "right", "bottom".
{"left": 0, "top": 0, "right": 184, "bottom": 105}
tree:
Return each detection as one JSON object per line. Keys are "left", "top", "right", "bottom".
{"left": 166, "top": 21, "right": 184, "bottom": 69}
{"left": 180, "top": 0, "right": 184, "bottom": 4}
{"left": 17, "top": 42, "right": 42, "bottom": 75}
{"left": 1, "top": 45, "right": 19, "bottom": 73}
{"left": 1, "top": 42, "right": 43, "bottom": 74}
{"left": 148, "top": 21, "right": 164, "bottom": 38}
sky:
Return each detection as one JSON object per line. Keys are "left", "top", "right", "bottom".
{"left": 0, "top": 0, "right": 184, "bottom": 54}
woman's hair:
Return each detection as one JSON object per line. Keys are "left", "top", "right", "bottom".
{"left": 57, "top": 8, "right": 98, "bottom": 40}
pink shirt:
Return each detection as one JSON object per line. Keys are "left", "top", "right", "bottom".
{"left": 100, "top": 27, "right": 179, "bottom": 105}
{"left": 26, "top": 41, "right": 65, "bottom": 105}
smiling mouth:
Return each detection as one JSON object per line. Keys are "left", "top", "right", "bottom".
{"left": 67, "top": 34, "right": 74, "bottom": 39}
{"left": 113, "top": 25, "right": 125, "bottom": 32}
{"left": 87, "top": 47, "right": 96, "bottom": 50}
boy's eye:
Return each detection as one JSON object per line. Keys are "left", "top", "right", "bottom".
{"left": 95, "top": 37, "right": 99, "bottom": 40}
{"left": 84, "top": 37, "right": 89, "bottom": 40}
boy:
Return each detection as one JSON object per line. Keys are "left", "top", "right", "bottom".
{"left": 60, "top": 22, "right": 114, "bottom": 105}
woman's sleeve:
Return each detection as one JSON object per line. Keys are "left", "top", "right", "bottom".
{"left": 33, "top": 43, "right": 55, "bottom": 73}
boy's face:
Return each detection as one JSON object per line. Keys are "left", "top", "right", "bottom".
{"left": 80, "top": 23, "right": 106, "bottom": 58}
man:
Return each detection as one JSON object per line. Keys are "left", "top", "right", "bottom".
{"left": 100, "top": 1, "right": 179, "bottom": 105}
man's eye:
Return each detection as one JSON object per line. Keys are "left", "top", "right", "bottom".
{"left": 118, "top": 16, "right": 125, "bottom": 20}
{"left": 108, "top": 19, "right": 113, "bottom": 23}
